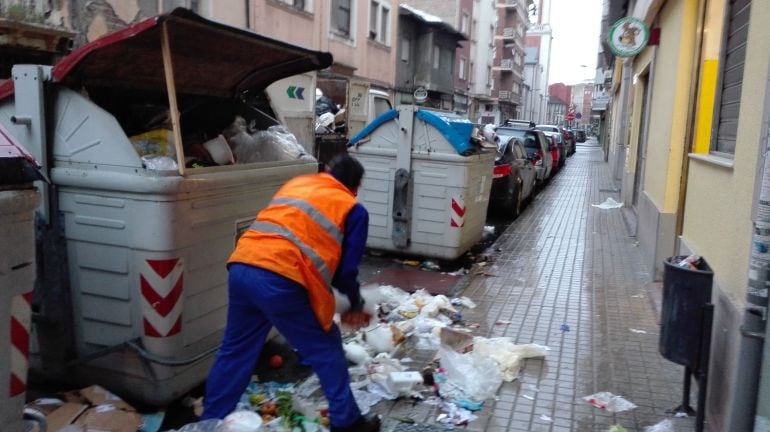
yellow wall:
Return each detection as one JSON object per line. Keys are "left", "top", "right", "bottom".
{"left": 682, "top": 0, "right": 770, "bottom": 302}
{"left": 641, "top": 0, "right": 698, "bottom": 212}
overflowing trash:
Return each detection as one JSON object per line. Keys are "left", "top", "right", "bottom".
{"left": 673, "top": 254, "right": 703, "bottom": 270}
{"left": 591, "top": 197, "right": 624, "bottom": 209}
{"left": 583, "top": 391, "right": 638, "bottom": 413}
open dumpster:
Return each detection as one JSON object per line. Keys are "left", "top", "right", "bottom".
{"left": 0, "top": 9, "right": 332, "bottom": 405}
{"left": 348, "top": 105, "right": 495, "bottom": 260}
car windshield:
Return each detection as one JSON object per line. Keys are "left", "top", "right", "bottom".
{"left": 497, "top": 128, "right": 540, "bottom": 149}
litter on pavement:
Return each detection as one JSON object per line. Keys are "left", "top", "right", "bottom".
{"left": 583, "top": 391, "right": 638, "bottom": 413}
{"left": 644, "top": 419, "right": 676, "bottom": 432}
{"left": 591, "top": 197, "right": 624, "bottom": 209}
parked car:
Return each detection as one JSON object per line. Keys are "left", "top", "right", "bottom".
{"left": 576, "top": 129, "right": 587, "bottom": 143}
{"left": 537, "top": 124, "right": 574, "bottom": 156}
{"left": 543, "top": 131, "right": 567, "bottom": 169}
{"left": 496, "top": 127, "right": 553, "bottom": 184}
{"left": 489, "top": 136, "right": 537, "bottom": 217}
{"left": 502, "top": 119, "right": 536, "bottom": 128}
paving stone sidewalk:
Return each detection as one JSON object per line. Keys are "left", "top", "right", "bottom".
{"left": 371, "top": 141, "right": 698, "bottom": 432}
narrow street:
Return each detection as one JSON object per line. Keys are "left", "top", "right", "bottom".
{"left": 366, "top": 139, "right": 697, "bottom": 432}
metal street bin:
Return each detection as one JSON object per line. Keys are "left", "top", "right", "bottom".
{"left": 659, "top": 255, "right": 714, "bottom": 430}
{"left": 0, "top": 9, "right": 331, "bottom": 405}
{"left": 349, "top": 105, "right": 495, "bottom": 260}
{"left": 0, "top": 127, "right": 40, "bottom": 432}
{"left": 659, "top": 256, "right": 714, "bottom": 368}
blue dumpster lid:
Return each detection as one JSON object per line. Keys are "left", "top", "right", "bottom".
{"left": 349, "top": 108, "right": 475, "bottom": 155}
{"left": 0, "top": 8, "right": 333, "bottom": 101}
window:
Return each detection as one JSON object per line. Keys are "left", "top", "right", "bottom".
{"left": 277, "top": 0, "right": 312, "bottom": 12}
{"left": 374, "top": 96, "right": 393, "bottom": 116}
{"left": 461, "top": 13, "right": 469, "bottom": 35}
{"left": 433, "top": 47, "right": 440, "bottom": 69}
{"left": 459, "top": 58, "right": 467, "bottom": 80}
{"left": 401, "top": 37, "right": 410, "bottom": 62}
{"left": 332, "top": 0, "right": 352, "bottom": 38}
{"left": 712, "top": 0, "right": 752, "bottom": 154}
{"left": 368, "top": 1, "right": 391, "bottom": 45}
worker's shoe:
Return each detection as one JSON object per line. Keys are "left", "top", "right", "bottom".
{"left": 330, "top": 414, "right": 381, "bottom": 432}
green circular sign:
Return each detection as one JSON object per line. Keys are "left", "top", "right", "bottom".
{"left": 608, "top": 17, "right": 649, "bottom": 57}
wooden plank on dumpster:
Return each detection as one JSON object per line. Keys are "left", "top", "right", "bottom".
{"left": 161, "top": 22, "right": 186, "bottom": 176}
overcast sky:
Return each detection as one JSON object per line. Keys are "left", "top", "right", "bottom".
{"left": 546, "top": 0, "right": 603, "bottom": 85}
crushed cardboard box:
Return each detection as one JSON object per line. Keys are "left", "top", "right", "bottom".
{"left": 26, "top": 385, "right": 142, "bottom": 432}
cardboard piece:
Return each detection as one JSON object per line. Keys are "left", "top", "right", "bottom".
{"left": 26, "top": 386, "right": 142, "bottom": 432}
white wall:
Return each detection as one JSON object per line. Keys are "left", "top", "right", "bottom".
{"left": 470, "top": 0, "right": 496, "bottom": 97}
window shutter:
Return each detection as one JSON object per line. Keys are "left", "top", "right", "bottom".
{"left": 714, "top": 0, "right": 751, "bottom": 154}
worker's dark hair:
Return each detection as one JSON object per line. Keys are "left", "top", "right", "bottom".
{"left": 328, "top": 154, "right": 365, "bottom": 191}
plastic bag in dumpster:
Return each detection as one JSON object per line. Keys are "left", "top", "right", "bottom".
{"left": 253, "top": 126, "right": 315, "bottom": 162}
{"left": 130, "top": 129, "right": 176, "bottom": 159}
{"left": 142, "top": 155, "right": 178, "bottom": 171}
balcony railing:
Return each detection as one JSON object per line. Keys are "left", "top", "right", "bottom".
{"left": 502, "top": 27, "right": 515, "bottom": 39}
{"left": 499, "top": 90, "right": 511, "bottom": 100}
{"left": 500, "top": 59, "right": 514, "bottom": 70}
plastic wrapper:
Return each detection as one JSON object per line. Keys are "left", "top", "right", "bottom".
{"left": 174, "top": 419, "right": 223, "bottom": 432}
{"left": 643, "top": 419, "right": 675, "bottom": 432}
{"left": 583, "top": 391, "right": 638, "bottom": 413}
{"left": 438, "top": 347, "right": 502, "bottom": 402}
{"left": 220, "top": 411, "right": 262, "bottom": 432}
{"left": 253, "top": 126, "right": 315, "bottom": 162}
{"left": 130, "top": 129, "right": 175, "bottom": 158}
{"left": 473, "top": 337, "right": 549, "bottom": 382}
{"left": 142, "top": 155, "right": 178, "bottom": 171}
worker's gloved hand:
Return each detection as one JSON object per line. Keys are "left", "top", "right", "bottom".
{"left": 341, "top": 296, "right": 371, "bottom": 329}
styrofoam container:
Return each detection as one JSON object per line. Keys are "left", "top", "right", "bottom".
{"left": 387, "top": 371, "right": 424, "bottom": 394}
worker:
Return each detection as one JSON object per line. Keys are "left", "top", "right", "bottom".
{"left": 201, "top": 154, "right": 380, "bottom": 432}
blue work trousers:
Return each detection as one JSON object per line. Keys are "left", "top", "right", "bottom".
{"left": 201, "top": 263, "right": 360, "bottom": 428}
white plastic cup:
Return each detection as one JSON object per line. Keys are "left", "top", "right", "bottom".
{"left": 203, "top": 135, "right": 235, "bottom": 165}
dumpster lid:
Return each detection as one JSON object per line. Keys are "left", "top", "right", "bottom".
{"left": 0, "top": 8, "right": 333, "bottom": 100}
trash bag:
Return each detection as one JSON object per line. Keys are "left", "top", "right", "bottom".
{"left": 438, "top": 347, "right": 502, "bottom": 402}
{"left": 253, "top": 126, "right": 315, "bottom": 162}
{"left": 220, "top": 411, "right": 263, "bottom": 432}
{"left": 315, "top": 96, "right": 339, "bottom": 117}
{"left": 130, "top": 129, "right": 175, "bottom": 159}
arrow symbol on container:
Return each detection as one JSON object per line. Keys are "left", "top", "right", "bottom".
{"left": 286, "top": 86, "right": 305, "bottom": 100}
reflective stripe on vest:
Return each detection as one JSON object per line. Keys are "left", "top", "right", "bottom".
{"left": 248, "top": 221, "right": 334, "bottom": 288}
{"left": 269, "top": 197, "right": 344, "bottom": 245}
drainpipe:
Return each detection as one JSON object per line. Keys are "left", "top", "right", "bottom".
{"left": 728, "top": 91, "right": 770, "bottom": 431}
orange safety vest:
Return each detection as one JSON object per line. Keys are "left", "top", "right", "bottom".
{"left": 228, "top": 173, "right": 359, "bottom": 331}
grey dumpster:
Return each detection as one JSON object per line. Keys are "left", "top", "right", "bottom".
{"left": 0, "top": 127, "right": 40, "bottom": 432}
{"left": 0, "top": 9, "right": 332, "bottom": 405}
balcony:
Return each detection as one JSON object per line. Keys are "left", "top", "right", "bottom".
{"left": 502, "top": 27, "right": 515, "bottom": 39}
{"left": 500, "top": 59, "right": 514, "bottom": 71}
{"left": 501, "top": 0, "right": 529, "bottom": 14}
{"left": 499, "top": 90, "right": 511, "bottom": 100}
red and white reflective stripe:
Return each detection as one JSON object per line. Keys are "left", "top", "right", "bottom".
{"left": 450, "top": 196, "right": 466, "bottom": 228}
{"left": 141, "top": 258, "right": 184, "bottom": 338}
{"left": 9, "top": 292, "right": 32, "bottom": 397}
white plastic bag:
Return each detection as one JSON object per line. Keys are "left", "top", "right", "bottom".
{"left": 220, "top": 410, "right": 262, "bottom": 432}
{"left": 473, "top": 337, "right": 549, "bottom": 381}
{"left": 583, "top": 391, "right": 638, "bottom": 413}
{"left": 175, "top": 419, "right": 223, "bottom": 432}
{"left": 439, "top": 348, "right": 502, "bottom": 402}
{"left": 142, "top": 155, "right": 178, "bottom": 171}
{"left": 644, "top": 419, "right": 675, "bottom": 432}
{"left": 252, "top": 126, "right": 315, "bottom": 162}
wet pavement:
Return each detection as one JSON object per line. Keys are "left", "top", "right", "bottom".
{"left": 364, "top": 139, "right": 699, "bottom": 432}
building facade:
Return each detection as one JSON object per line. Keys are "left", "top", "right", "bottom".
{"left": 603, "top": 0, "right": 770, "bottom": 430}
{"left": 395, "top": 4, "right": 464, "bottom": 109}
{"left": 468, "top": 0, "right": 498, "bottom": 124}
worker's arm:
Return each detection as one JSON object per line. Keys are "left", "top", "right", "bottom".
{"left": 332, "top": 203, "right": 369, "bottom": 310}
